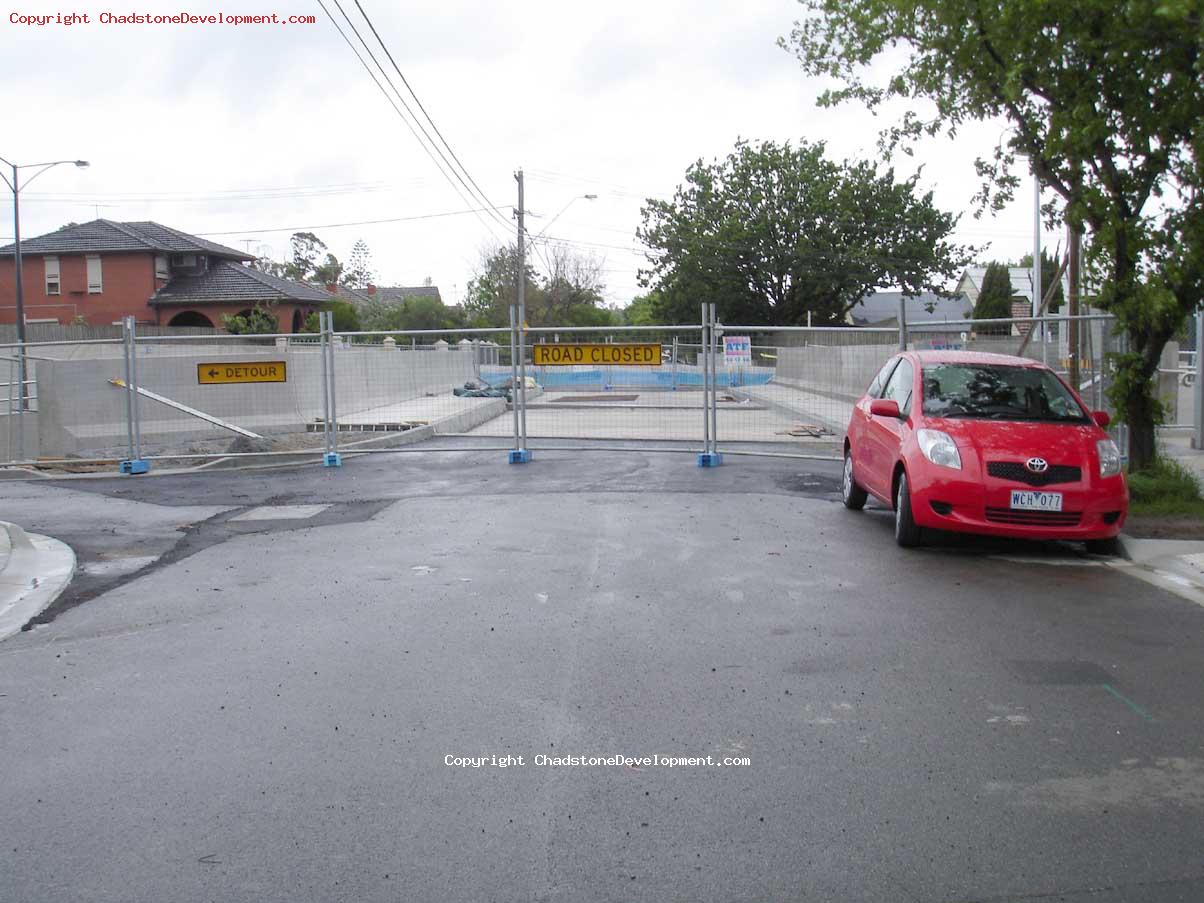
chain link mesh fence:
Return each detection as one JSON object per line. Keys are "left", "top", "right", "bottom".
{"left": 0, "top": 312, "right": 1189, "bottom": 472}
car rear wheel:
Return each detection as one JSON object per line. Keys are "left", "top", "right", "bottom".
{"left": 842, "top": 451, "right": 867, "bottom": 511}
{"left": 894, "top": 471, "right": 923, "bottom": 548}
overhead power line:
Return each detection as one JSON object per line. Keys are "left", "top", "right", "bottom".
{"left": 195, "top": 205, "right": 510, "bottom": 236}
{"left": 315, "top": 0, "right": 510, "bottom": 244}
{"left": 349, "top": 0, "right": 513, "bottom": 236}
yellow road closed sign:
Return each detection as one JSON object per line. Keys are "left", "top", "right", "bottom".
{"left": 532, "top": 343, "right": 660, "bottom": 366}
{"left": 197, "top": 361, "right": 287, "bottom": 385}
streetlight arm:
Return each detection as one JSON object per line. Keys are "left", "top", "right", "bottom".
{"left": 18, "top": 160, "right": 86, "bottom": 191}
{"left": 534, "top": 194, "right": 597, "bottom": 239}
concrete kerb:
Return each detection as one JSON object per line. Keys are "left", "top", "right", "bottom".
{"left": 0, "top": 521, "right": 75, "bottom": 641}
{"left": 1109, "top": 534, "right": 1204, "bottom": 607}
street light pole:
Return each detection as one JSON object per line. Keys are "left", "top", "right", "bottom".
{"left": 10, "top": 161, "right": 23, "bottom": 406}
{"left": 0, "top": 156, "right": 90, "bottom": 413}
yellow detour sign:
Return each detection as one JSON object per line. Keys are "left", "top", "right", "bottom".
{"left": 197, "top": 361, "right": 287, "bottom": 385}
{"left": 532, "top": 343, "right": 660, "bottom": 366}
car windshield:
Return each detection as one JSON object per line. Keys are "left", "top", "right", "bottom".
{"left": 922, "top": 363, "right": 1088, "bottom": 422}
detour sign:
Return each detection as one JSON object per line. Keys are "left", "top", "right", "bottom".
{"left": 532, "top": 343, "right": 660, "bottom": 366}
{"left": 197, "top": 361, "right": 287, "bottom": 384}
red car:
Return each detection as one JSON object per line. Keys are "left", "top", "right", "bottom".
{"left": 841, "top": 350, "right": 1128, "bottom": 551}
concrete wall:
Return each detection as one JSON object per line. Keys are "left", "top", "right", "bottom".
{"left": 774, "top": 344, "right": 895, "bottom": 401}
{"left": 0, "top": 412, "right": 38, "bottom": 461}
{"left": 35, "top": 345, "right": 475, "bottom": 457}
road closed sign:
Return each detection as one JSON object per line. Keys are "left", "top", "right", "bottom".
{"left": 197, "top": 361, "right": 287, "bottom": 385}
{"left": 532, "top": 343, "right": 660, "bottom": 366}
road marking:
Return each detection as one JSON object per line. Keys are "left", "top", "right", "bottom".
{"left": 989, "top": 555, "right": 1101, "bottom": 567}
{"left": 1101, "top": 683, "right": 1153, "bottom": 721}
{"left": 1107, "top": 560, "right": 1204, "bottom": 608}
{"left": 229, "top": 505, "right": 330, "bottom": 522}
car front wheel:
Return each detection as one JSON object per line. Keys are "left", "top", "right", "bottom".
{"left": 842, "top": 451, "right": 868, "bottom": 511}
{"left": 894, "top": 471, "right": 923, "bottom": 548}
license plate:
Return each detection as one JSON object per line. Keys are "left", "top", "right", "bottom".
{"left": 1010, "top": 490, "right": 1063, "bottom": 511}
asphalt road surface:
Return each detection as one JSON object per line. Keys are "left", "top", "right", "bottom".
{"left": 2, "top": 439, "right": 1203, "bottom": 902}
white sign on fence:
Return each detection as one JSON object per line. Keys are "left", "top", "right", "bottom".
{"left": 724, "top": 336, "right": 752, "bottom": 366}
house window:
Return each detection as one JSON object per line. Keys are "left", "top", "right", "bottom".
{"left": 171, "top": 253, "right": 196, "bottom": 268}
{"left": 155, "top": 255, "right": 169, "bottom": 279}
{"left": 44, "top": 256, "right": 61, "bottom": 295}
{"left": 86, "top": 255, "right": 102, "bottom": 293}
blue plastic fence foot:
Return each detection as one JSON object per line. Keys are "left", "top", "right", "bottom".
{"left": 508, "top": 449, "right": 533, "bottom": 464}
{"left": 323, "top": 452, "right": 342, "bottom": 468}
{"left": 696, "top": 452, "right": 723, "bottom": 468}
{"left": 119, "top": 459, "right": 150, "bottom": 475}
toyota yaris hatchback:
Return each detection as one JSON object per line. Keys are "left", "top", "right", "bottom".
{"left": 842, "top": 351, "right": 1128, "bottom": 550}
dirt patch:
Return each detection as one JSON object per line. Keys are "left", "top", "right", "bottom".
{"left": 1125, "top": 514, "right": 1204, "bottom": 540}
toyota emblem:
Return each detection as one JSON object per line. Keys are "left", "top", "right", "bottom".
{"left": 1025, "top": 457, "right": 1049, "bottom": 473}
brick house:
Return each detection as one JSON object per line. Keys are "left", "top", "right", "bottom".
{"left": 0, "top": 219, "right": 328, "bottom": 331}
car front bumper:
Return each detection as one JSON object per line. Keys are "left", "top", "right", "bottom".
{"left": 908, "top": 467, "right": 1128, "bottom": 541}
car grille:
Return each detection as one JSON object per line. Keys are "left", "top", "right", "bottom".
{"left": 987, "top": 461, "right": 1082, "bottom": 487}
{"left": 985, "top": 507, "right": 1082, "bottom": 526}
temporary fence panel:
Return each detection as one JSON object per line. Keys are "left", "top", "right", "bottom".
{"left": 1, "top": 310, "right": 1194, "bottom": 472}
{"left": 714, "top": 326, "right": 899, "bottom": 458}
{"left": 326, "top": 328, "right": 513, "bottom": 455}
{"left": 508, "top": 325, "right": 708, "bottom": 449}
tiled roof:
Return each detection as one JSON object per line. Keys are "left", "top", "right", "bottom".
{"left": 850, "top": 291, "right": 972, "bottom": 326}
{"left": 376, "top": 285, "right": 442, "bottom": 303}
{"left": 150, "top": 260, "right": 330, "bottom": 307}
{"left": 960, "top": 265, "right": 1069, "bottom": 305}
{"left": 0, "top": 219, "right": 250, "bottom": 259}
{"left": 318, "top": 284, "right": 443, "bottom": 304}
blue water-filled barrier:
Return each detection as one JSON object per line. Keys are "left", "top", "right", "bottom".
{"left": 480, "top": 367, "right": 773, "bottom": 389}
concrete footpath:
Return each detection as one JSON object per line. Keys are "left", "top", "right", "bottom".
{"left": 1113, "top": 533, "right": 1204, "bottom": 607}
{"left": 0, "top": 521, "right": 75, "bottom": 640}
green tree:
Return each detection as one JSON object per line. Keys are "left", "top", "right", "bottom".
{"left": 637, "top": 138, "right": 970, "bottom": 326}
{"left": 623, "top": 292, "right": 663, "bottom": 326}
{"left": 973, "top": 262, "right": 1016, "bottom": 335}
{"left": 222, "top": 305, "right": 279, "bottom": 334}
{"left": 344, "top": 239, "right": 375, "bottom": 288}
{"left": 357, "top": 294, "right": 464, "bottom": 332}
{"left": 312, "top": 253, "right": 343, "bottom": 287}
{"left": 301, "top": 299, "right": 360, "bottom": 333}
{"left": 1015, "top": 251, "right": 1064, "bottom": 314}
{"left": 284, "top": 232, "right": 326, "bottom": 282}
{"left": 783, "top": 0, "right": 1204, "bottom": 470}
{"left": 463, "top": 245, "right": 542, "bottom": 328}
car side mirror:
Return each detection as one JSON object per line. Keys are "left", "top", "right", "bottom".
{"left": 1092, "top": 410, "right": 1111, "bottom": 429}
{"left": 870, "top": 399, "right": 902, "bottom": 419}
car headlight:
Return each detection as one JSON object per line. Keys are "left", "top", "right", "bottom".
{"left": 1097, "top": 438, "right": 1122, "bottom": 477}
{"left": 917, "top": 429, "right": 961, "bottom": 470}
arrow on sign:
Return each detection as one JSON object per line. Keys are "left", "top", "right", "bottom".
{"left": 207, "top": 369, "right": 220, "bottom": 378}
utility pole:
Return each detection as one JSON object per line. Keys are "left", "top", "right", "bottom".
{"left": 514, "top": 168, "right": 528, "bottom": 456}
{"left": 1032, "top": 171, "right": 1042, "bottom": 344}
{"left": 1067, "top": 224, "right": 1081, "bottom": 388}
{"left": 10, "top": 162, "right": 25, "bottom": 411}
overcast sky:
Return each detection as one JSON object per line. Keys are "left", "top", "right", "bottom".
{"left": 3, "top": 0, "right": 1051, "bottom": 308}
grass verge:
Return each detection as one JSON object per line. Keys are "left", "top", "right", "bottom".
{"left": 1127, "top": 456, "right": 1204, "bottom": 518}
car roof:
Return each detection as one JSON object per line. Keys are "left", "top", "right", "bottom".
{"left": 910, "top": 350, "right": 1047, "bottom": 369}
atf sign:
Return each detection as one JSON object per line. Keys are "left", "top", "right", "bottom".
{"left": 532, "top": 343, "right": 660, "bottom": 366}
{"left": 197, "top": 361, "right": 287, "bottom": 385}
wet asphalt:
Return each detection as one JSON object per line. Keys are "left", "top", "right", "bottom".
{"left": 1, "top": 439, "right": 1203, "bottom": 902}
